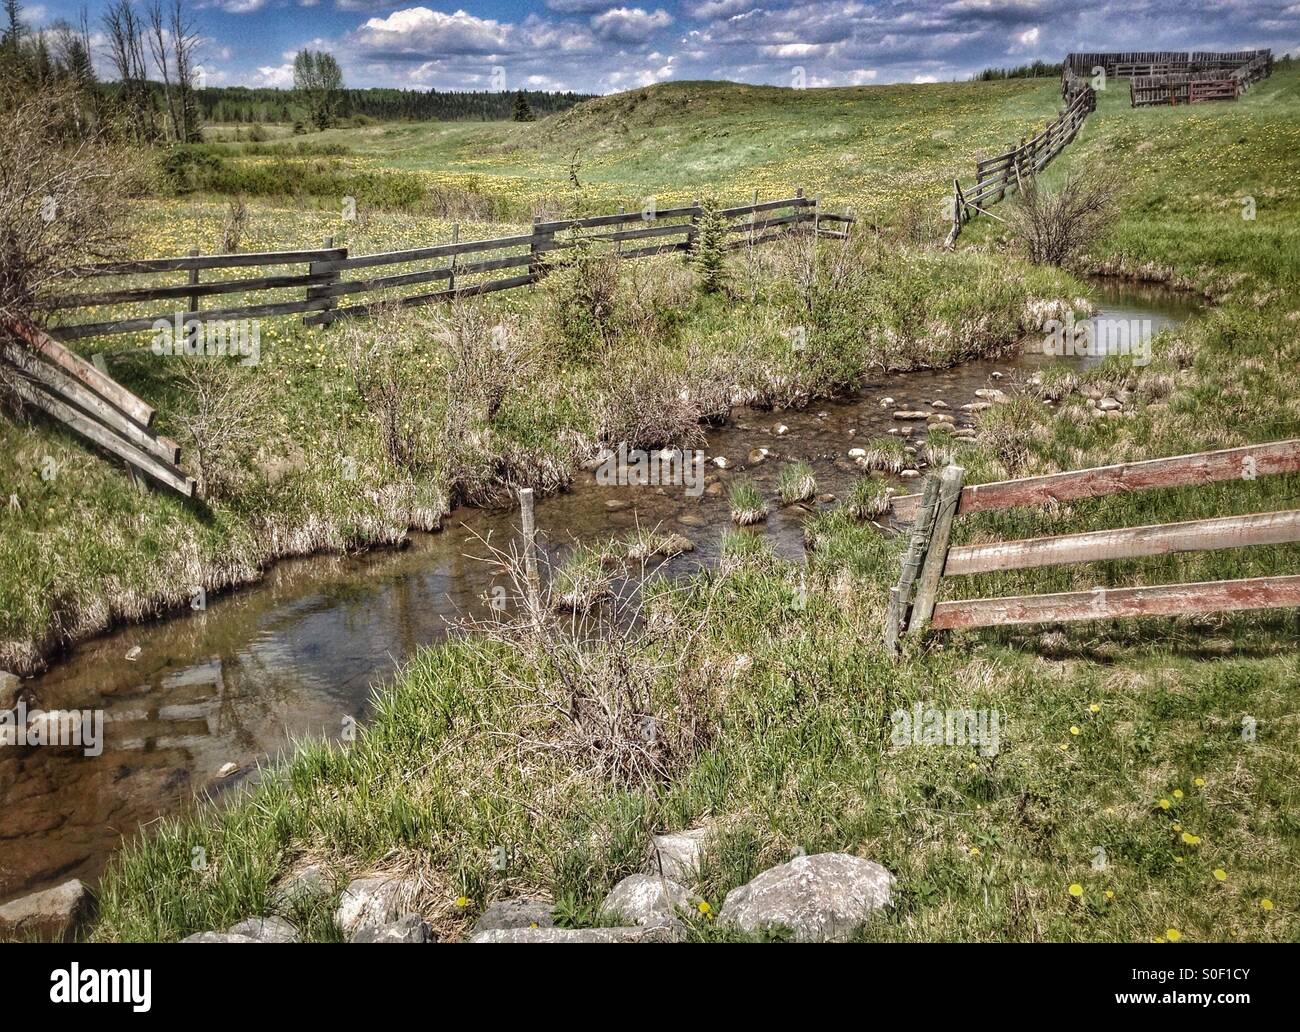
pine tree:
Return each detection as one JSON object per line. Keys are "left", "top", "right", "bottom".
{"left": 689, "top": 199, "right": 729, "bottom": 294}
{"left": 511, "top": 90, "right": 534, "bottom": 122}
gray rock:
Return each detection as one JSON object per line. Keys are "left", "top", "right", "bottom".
{"left": 0, "top": 671, "right": 19, "bottom": 711}
{"left": 180, "top": 931, "right": 261, "bottom": 943}
{"left": 719, "top": 853, "right": 894, "bottom": 942}
{"left": 226, "top": 916, "right": 300, "bottom": 943}
{"left": 647, "top": 828, "right": 711, "bottom": 884}
{"left": 350, "top": 913, "right": 434, "bottom": 943}
{"left": 472, "top": 899, "right": 556, "bottom": 933}
{"left": 599, "top": 874, "right": 692, "bottom": 927}
{"left": 335, "top": 874, "right": 418, "bottom": 940}
{"left": 0, "top": 879, "right": 90, "bottom": 942}
{"left": 273, "top": 863, "right": 332, "bottom": 906}
{"left": 469, "top": 923, "right": 677, "bottom": 943}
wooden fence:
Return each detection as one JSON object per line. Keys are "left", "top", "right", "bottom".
{"left": 46, "top": 193, "right": 852, "bottom": 341}
{"left": 1061, "top": 50, "right": 1272, "bottom": 108}
{"left": 0, "top": 316, "right": 194, "bottom": 496}
{"left": 884, "top": 439, "right": 1300, "bottom": 649}
{"left": 945, "top": 84, "right": 1095, "bottom": 247}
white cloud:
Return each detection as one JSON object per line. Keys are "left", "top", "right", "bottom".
{"left": 591, "top": 7, "right": 674, "bottom": 44}
{"left": 254, "top": 64, "right": 296, "bottom": 87}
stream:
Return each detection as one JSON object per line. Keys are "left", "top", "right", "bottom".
{"left": 0, "top": 280, "right": 1200, "bottom": 904}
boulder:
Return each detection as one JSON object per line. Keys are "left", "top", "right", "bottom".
{"left": 0, "top": 671, "right": 19, "bottom": 711}
{"left": 473, "top": 899, "right": 556, "bottom": 933}
{"left": 335, "top": 874, "right": 418, "bottom": 940}
{"left": 180, "top": 931, "right": 261, "bottom": 943}
{"left": 226, "top": 916, "right": 300, "bottom": 943}
{"left": 719, "top": 853, "right": 894, "bottom": 942}
{"left": 599, "top": 874, "right": 693, "bottom": 927}
{"left": 647, "top": 828, "right": 712, "bottom": 884}
{"left": 351, "top": 913, "right": 434, "bottom": 943}
{"left": 0, "top": 879, "right": 91, "bottom": 942}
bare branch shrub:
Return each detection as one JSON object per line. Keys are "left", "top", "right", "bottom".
{"left": 171, "top": 359, "right": 270, "bottom": 499}
{"left": 1008, "top": 171, "right": 1118, "bottom": 267}
{"left": 0, "top": 84, "right": 141, "bottom": 326}
{"left": 460, "top": 532, "right": 714, "bottom": 789}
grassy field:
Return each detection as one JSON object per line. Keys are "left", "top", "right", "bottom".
{"left": 7, "top": 62, "right": 1300, "bottom": 942}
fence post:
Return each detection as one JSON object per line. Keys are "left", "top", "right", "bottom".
{"left": 997, "top": 143, "right": 1014, "bottom": 202}
{"left": 186, "top": 249, "right": 200, "bottom": 316}
{"left": 885, "top": 473, "right": 943, "bottom": 653}
{"left": 448, "top": 222, "right": 459, "bottom": 292}
{"left": 907, "top": 464, "right": 966, "bottom": 636}
{"left": 529, "top": 216, "right": 553, "bottom": 284}
{"left": 306, "top": 236, "right": 341, "bottom": 329}
{"left": 518, "top": 486, "right": 542, "bottom": 625}
{"left": 750, "top": 189, "right": 759, "bottom": 247}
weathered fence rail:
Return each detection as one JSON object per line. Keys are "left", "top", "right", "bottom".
{"left": 47, "top": 192, "right": 851, "bottom": 340}
{"left": 0, "top": 316, "right": 194, "bottom": 496}
{"left": 885, "top": 439, "right": 1300, "bottom": 647}
{"left": 945, "top": 83, "right": 1095, "bottom": 247}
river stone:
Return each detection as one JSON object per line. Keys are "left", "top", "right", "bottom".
{"left": 473, "top": 899, "right": 556, "bottom": 932}
{"left": 892, "top": 410, "right": 928, "bottom": 420}
{"left": 273, "top": 863, "right": 332, "bottom": 906}
{"left": 719, "top": 853, "right": 894, "bottom": 942}
{"left": 469, "top": 924, "right": 676, "bottom": 943}
{"left": 180, "top": 931, "right": 262, "bottom": 943}
{"left": 351, "top": 913, "right": 434, "bottom": 943}
{"left": 1098, "top": 397, "right": 1123, "bottom": 411}
{"left": 599, "top": 874, "right": 693, "bottom": 926}
{"left": 647, "top": 828, "right": 712, "bottom": 883}
{"left": 0, "top": 878, "right": 90, "bottom": 942}
{"left": 227, "top": 916, "right": 300, "bottom": 943}
{"left": 336, "top": 874, "right": 418, "bottom": 940}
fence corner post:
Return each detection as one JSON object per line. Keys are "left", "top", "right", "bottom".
{"left": 529, "top": 215, "right": 553, "bottom": 284}
{"left": 885, "top": 472, "right": 943, "bottom": 654}
{"left": 906, "top": 464, "right": 966, "bottom": 638}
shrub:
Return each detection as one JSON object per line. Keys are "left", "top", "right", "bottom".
{"left": 1009, "top": 171, "right": 1117, "bottom": 267}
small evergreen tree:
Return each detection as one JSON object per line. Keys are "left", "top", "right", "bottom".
{"left": 511, "top": 90, "right": 534, "bottom": 122}
{"left": 689, "top": 198, "right": 729, "bottom": 294}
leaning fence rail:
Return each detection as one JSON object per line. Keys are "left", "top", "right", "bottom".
{"left": 45, "top": 191, "right": 852, "bottom": 340}
{"left": 884, "top": 439, "right": 1300, "bottom": 649}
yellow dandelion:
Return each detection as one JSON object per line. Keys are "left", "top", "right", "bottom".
{"left": 454, "top": 895, "right": 470, "bottom": 908}
{"left": 1213, "top": 869, "right": 1228, "bottom": 882}
{"left": 1068, "top": 883, "right": 1084, "bottom": 898}
{"left": 1166, "top": 928, "right": 1182, "bottom": 942}
{"left": 1175, "top": 856, "right": 1185, "bottom": 864}
{"left": 1194, "top": 777, "right": 1206, "bottom": 788}
{"left": 1181, "top": 832, "right": 1202, "bottom": 846}
{"left": 1158, "top": 798, "right": 1171, "bottom": 810}
{"left": 1260, "top": 898, "right": 1274, "bottom": 911}
{"left": 1070, "top": 725, "right": 1081, "bottom": 736}
{"left": 1105, "top": 890, "right": 1115, "bottom": 900}
{"left": 1173, "top": 823, "right": 1183, "bottom": 832}
{"left": 1089, "top": 703, "right": 1100, "bottom": 713}
{"left": 1173, "top": 789, "right": 1184, "bottom": 799}
{"left": 970, "top": 846, "right": 981, "bottom": 857}
{"left": 1059, "top": 743, "right": 1069, "bottom": 751}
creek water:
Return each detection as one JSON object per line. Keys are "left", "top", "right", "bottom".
{"left": 0, "top": 280, "right": 1200, "bottom": 904}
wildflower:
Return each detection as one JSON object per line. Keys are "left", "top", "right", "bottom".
{"left": 455, "top": 895, "right": 470, "bottom": 908}
{"left": 1070, "top": 725, "right": 1081, "bottom": 736}
{"left": 970, "top": 846, "right": 981, "bottom": 857}
{"left": 1068, "top": 883, "right": 1084, "bottom": 898}
{"left": 1166, "top": 928, "right": 1182, "bottom": 942}
{"left": 1175, "top": 856, "right": 1185, "bottom": 864}
{"left": 1089, "top": 703, "right": 1100, "bottom": 713}
{"left": 1194, "top": 777, "right": 1206, "bottom": 788}
{"left": 1173, "top": 789, "right": 1184, "bottom": 799}
{"left": 1173, "top": 823, "right": 1182, "bottom": 832}
{"left": 1213, "top": 869, "right": 1227, "bottom": 882}
{"left": 1105, "top": 890, "right": 1115, "bottom": 900}
{"left": 697, "top": 901, "right": 713, "bottom": 919}
{"left": 1181, "top": 832, "right": 1201, "bottom": 846}
{"left": 1260, "top": 898, "right": 1274, "bottom": 911}
{"left": 1158, "top": 798, "right": 1171, "bottom": 810}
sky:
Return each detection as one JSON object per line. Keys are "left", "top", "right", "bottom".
{"left": 18, "top": 0, "right": 1300, "bottom": 95}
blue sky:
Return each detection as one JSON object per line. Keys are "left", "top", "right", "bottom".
{"left": 18, "top": 0, "right": 1300, "bottom": 94}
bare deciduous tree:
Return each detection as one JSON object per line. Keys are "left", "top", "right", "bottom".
{"left": 1008, "top": 171, "right": 1118, "bottom": 266}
